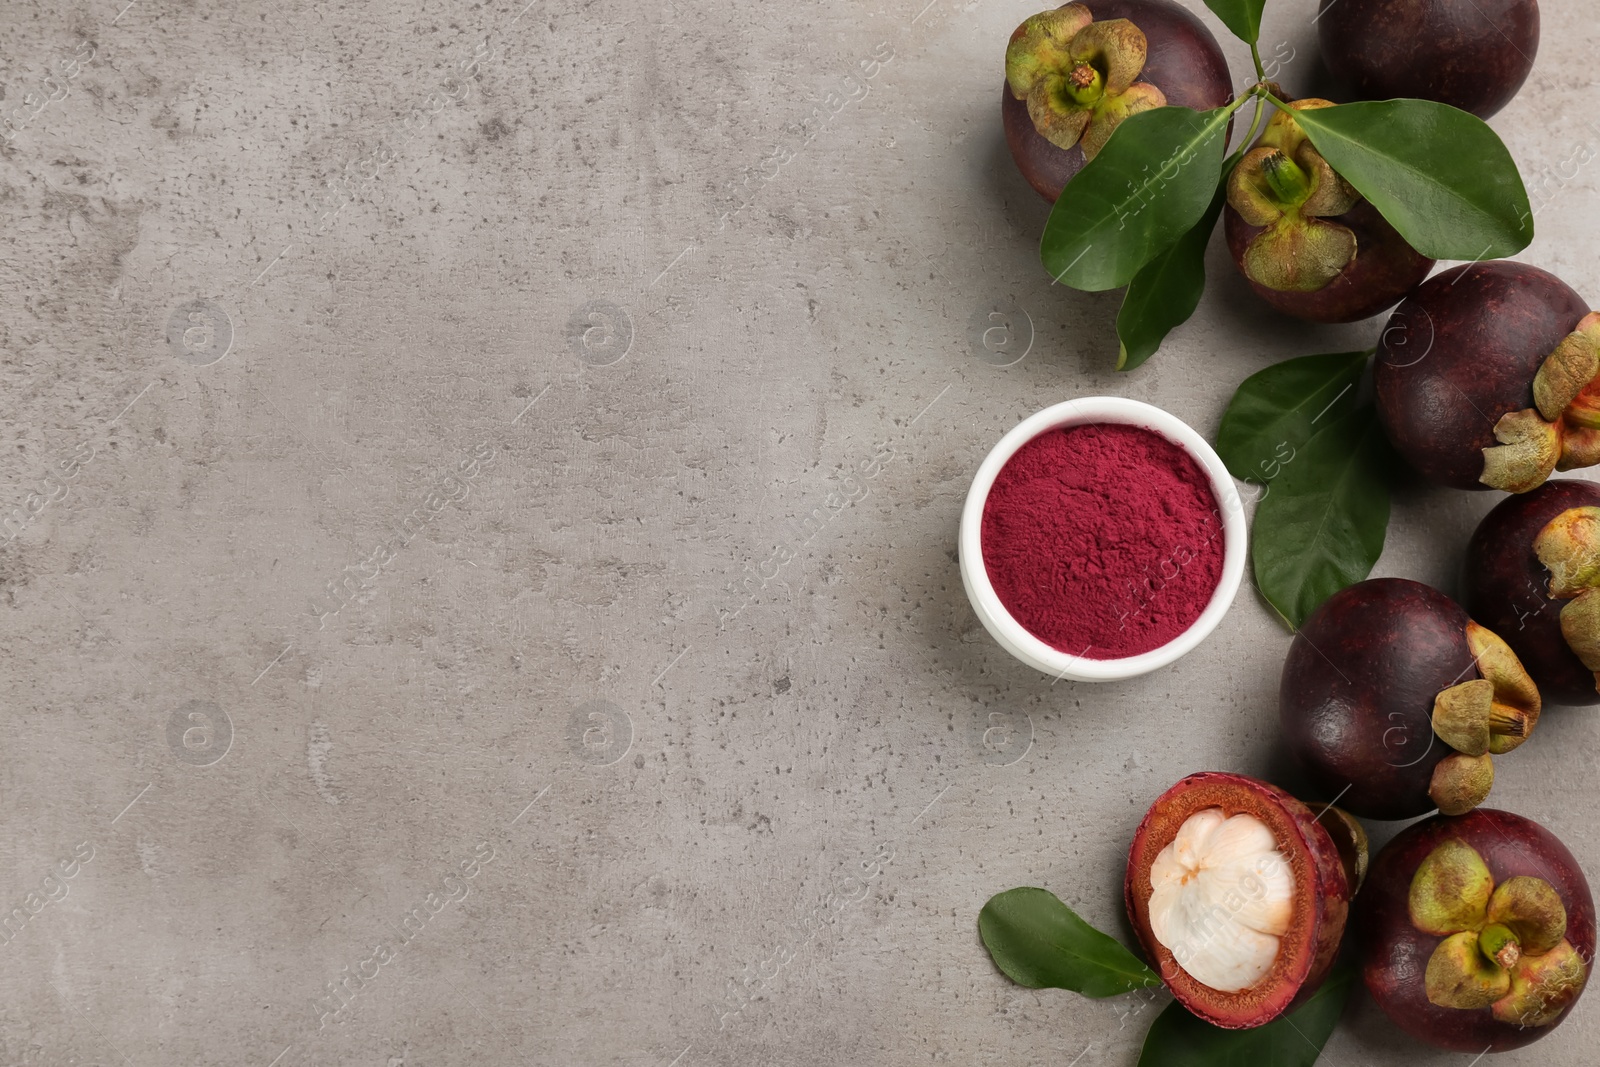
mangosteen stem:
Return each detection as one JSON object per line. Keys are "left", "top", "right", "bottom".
{"left": 1236, "top": 92, "right": 1270, "bottom": 154}
{"left": 1480, "top": 923, "right": 1523, "bottom": 970}
{"left": 1489, "top": 704, "right": 1530, "bottom": 738}
{"left": 1065, "top": 63, "right": 1103, "bottom": 105}
{"left": 1261, "top": 151, "right": 1311, "bottom": 206}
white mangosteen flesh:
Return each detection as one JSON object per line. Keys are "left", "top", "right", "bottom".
{"left": 1147, "top": 808, "right": 1296, "bottom": 992}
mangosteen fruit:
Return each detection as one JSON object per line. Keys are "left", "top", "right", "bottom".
{"left": 1222, "top": 99, "right": 1434, "bottom": 323}
{"left": 1374, "top": 261, "right": 1599, "bottom": 493}
{"left": 1280, "top": 578, "right": 1542, "bottom": 821}
{"left": 1002, "top": 0, "right": 1232, "bottom": 202}
{"left": 1316, "top": 0, "right": 1540, "bottom": 120}
{"left": 1124, "top": 772, "right": 1357, "bottom": 1028}
{"left": 1464, "top": 478, "right": 1600, "bottom": 705}
{"left": 1358, "top": 808, "right": 1592, "bottom": 1052}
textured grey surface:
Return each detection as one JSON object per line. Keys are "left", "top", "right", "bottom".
{"left": 1, "top": 0, "right": 1598, "bottom": 1063}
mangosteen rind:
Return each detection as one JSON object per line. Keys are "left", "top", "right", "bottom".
{"left": 1316, "top": 0, "right": 1539, "bottom": 120}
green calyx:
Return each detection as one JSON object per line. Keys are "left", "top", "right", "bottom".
{"left": 1536, "top": 312, "right": 1600, "bottom": 473}
{"left": 1533, "top": 505, "right": 1600, "bottom": 691}
{"left": 1225, "top": 100, "right": 1362, "bottom": 294}
{"left": 1426, "top": 931, "right": 1511, "bottom": 1008}
{"left": 1481, "top": 312, "right": 1600, "bottom": 492}
{"left": 1410, "top": 840, "right": 1494, "bottom": 936}
{"left": 1482, "top": 409, "right": 1563, "bottom": 494}
{"left": 1005, "top": 3, "right": 1166, "bottom": 159}
{"left": 1428, "top": 752, "right": 1494, "bottom": 816}
{"left": 1493, "top": 941, "right": 1589, "bottom": 1027}
{"left": 1427, "top": 623, "right": 1542, "bottom": 811}
{"left": 1535, "top": 506, "right": 1600, "bottom": 598}
{"left": 1408, "top": 839, "right": 1586, "bottom": 1023}
{"left": 1488, "top": 877, "right": 1568, "bottom": 957}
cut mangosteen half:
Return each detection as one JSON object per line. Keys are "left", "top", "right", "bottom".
{"left": 1125, "top": 772, "right": 1353, "bottom": 1028}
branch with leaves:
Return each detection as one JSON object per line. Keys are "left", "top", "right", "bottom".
{"left": 1039, "top": 0, "right": 1533, "bottom": 369}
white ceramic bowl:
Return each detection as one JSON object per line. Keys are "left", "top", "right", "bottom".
{"left": 959, "top": 397, "right": 1246, "bottom": 681}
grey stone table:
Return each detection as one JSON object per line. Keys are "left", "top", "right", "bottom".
{"left": 1, "top": 0, "right": 1596, "bottom": 1063}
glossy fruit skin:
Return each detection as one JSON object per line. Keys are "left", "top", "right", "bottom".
{"left": 1223, "top": 197, "right": 1434, "bottom": 323}
{"left": 1002, "top": 0, "right": 1233, "bottom": 202}
{"left": 1317, "top": 0, "right": 1539, "bottom": 120}
{"left": 1375, "top": 261, "right": 1590, "bottom": 491}
{"left": 1358, "top": 808, "right": 1593, "bottom": 1052}
{"left": 1280, "top": 579, "right": 1476, "bottom": 820}
{"left": 1463, "top": 479, "right": 1600, "bottom": 706}
{"left": 1125, "top": 771, "right": 1350, "bottom": 1029}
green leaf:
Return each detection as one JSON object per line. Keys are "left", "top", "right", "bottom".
{"left": 979, "top": 887, "right": 1162, "bottom": 997}
{"left": 1115, "top": 152, "right": 1240, "bottom": 371}
{"left": 1216, "top": 350, "right": 1370, "bottom": 482}
{"left": 1137, "top": 963, "right": 1356, "bottom": 1067}
{"left": 1252, "top": 405, "right": 1391, "bottom": 629}
{"left": 1199, "top": 0, "right": 1264, "bottom": 44}
{"left": 1280, "top": 97, "right": 1533, "bottom": 261}
{"left": 1041, "top": 104, "right": 1236, "bottom": 292}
